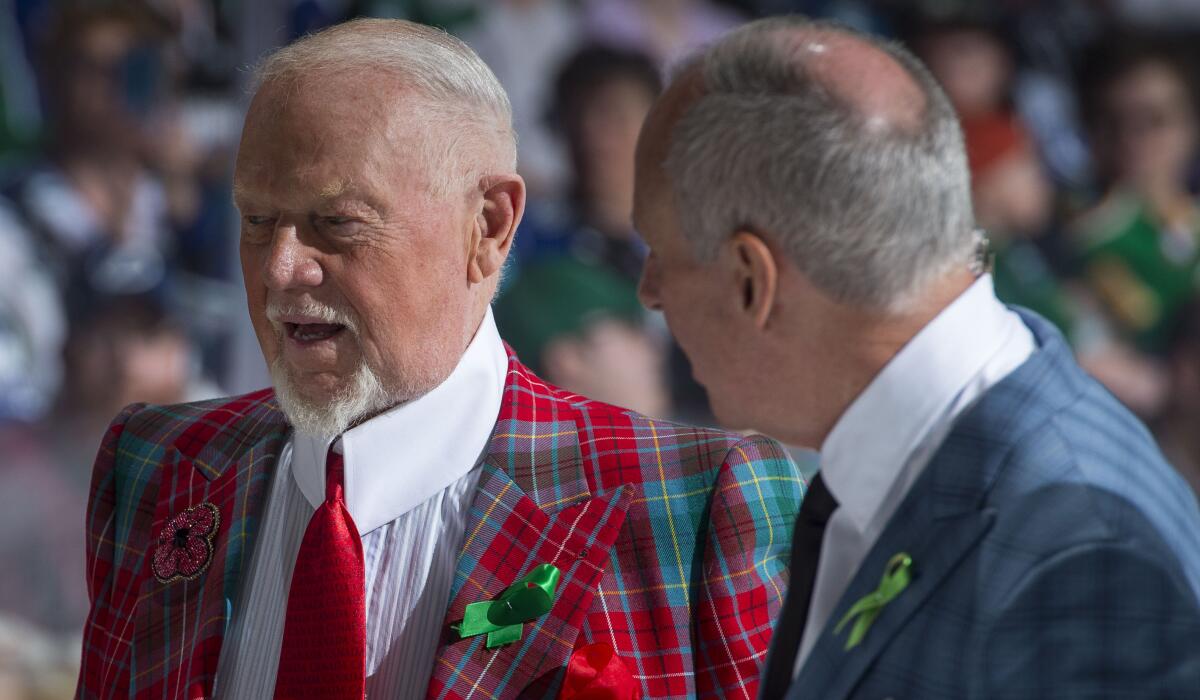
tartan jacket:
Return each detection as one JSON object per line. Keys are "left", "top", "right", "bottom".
{"left": 77, "top": 352, "right": 804, "bottom": 699}
{"left": 771, "top": 311, "right": 1200, "bottom": 700}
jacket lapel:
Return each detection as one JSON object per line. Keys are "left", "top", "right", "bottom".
{"left": 789, "top": 427, "right": 1003, "bottom": 700}
{"left": 131, "top": 390, "right": 288, "bottom": 698}
{"left": 426, "top": 360, "right": 634, "bottom": 700}
{"left": 790, "top": 313, "right": 1074, "bottom": 700}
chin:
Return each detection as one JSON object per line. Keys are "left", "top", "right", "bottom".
{"left": 269, "top": 357, "right": 394, "bottom": 439}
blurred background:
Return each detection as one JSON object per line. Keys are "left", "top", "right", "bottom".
{"left": 3, "top": 0, "right": 1200, "bottom": 696}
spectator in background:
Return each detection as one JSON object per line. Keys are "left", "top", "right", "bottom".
{"left": 913, "top": 19, "right": 1013, "bottom": 125}
{"left": 0, "top": 297, "right": 192, "bottom": 651}
{"left": 583, "top": 0, "right": 744, "bottom": 68}
{"left": 6, "top": 4, "right": 181, "bottom": 318}
{"left": 527, "top": 45, "right": 661, "bottom": 283}
{"left": 461, "top": 0, "right": 581, "bottom": 198}
{"left": 0, "top": 201, "right": 64, "bottom": 421}
{"left": 1157, "top": 300, "right": 1200, "bottom": 497}
{"left": 964, "top": 115, "right": 1081, "bottom": 330}
{"left": 494, "top": 257, "right": 670, "bottom": 418}
{"left": 1072, "top": 40, "right": 1200, "bottom": 357}
{"left": 914, "top": 22, "right": 1073, "bottom": 334}
{"left": 916, "top": 20, "right": 1176, "bottom": 416}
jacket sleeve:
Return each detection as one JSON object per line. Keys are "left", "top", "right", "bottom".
{"left": 981, "top": 540, "right": 1200, "bottom": 699}
{"left": 692, "top": 435, "right": 806, "bottom": 699}
{"left": 77, "top": 403, "right": 145, "bottom": 699}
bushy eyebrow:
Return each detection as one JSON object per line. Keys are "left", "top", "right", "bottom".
{"left": 231, "top": 179, "right": 370, "bottom": 210}
{"left": 319, "top": 177, "right": 352, "bottom": 199}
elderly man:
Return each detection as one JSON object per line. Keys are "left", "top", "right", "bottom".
{"left": 634, "top": 17, "right": 1200, "bottom": 700}
{"left": 76, "top": 19, "right": 802, "bottom": 700}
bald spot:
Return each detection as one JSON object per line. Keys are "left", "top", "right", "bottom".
{"left": 638, "top": 25, "right": 928, "bottom": 188}
{"left": 776, "top": 27, "right": 926, "bottom": 132}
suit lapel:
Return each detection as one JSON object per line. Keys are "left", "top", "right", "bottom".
{"left": 427, "top": 360, "right": 633, "bottom": 700}
{"left": 131, "top": 391, "right": 288, "bottom": 698}
{"left": 787, "top": 313, "right": 1075, "bottom": 700}
{"left": 790, "top": 427, "right": 1003, "bottom": 700}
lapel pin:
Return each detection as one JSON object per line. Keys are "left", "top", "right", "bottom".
{"left": 151, "top": 502, "right": 220, "bottom": 584}
{"left": 835, "top": 552, "right": 913, "bottom": 651}
{"left": 453, "top": 563, "right": 561, "bottom": 648}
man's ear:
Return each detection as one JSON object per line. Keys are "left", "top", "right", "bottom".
{"left": 468, "top": 174, "right": 526, "bottom": 284}
{"left": 730, "top": 230, "right": 778, "bottom": 329}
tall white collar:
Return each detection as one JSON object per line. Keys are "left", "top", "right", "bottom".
{"left": 819, "top": 275, "right": 1033, "bottom": 532}
{"left": 290, "top": 308, "right": 509, "bottom": 535}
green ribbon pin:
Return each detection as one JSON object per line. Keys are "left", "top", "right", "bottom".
{"left": 452, "top": 563, "right": 561, "bottom": 648}
{"left": 834, "top": 552, "right": 913, "bottom": 651}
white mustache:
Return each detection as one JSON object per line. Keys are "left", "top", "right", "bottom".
{"left": 266, "top": 299, "right": 360, "bottom": 334}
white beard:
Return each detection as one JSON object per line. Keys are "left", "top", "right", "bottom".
{"left": 265, "top": 298, "right": 396, "bottom": 440}
{"left": 269, "top": 355, "right": 393, "bottom": 440}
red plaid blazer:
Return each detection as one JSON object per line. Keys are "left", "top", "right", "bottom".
{"left": 77, "top": 353, "right": 804, "bottom": 699}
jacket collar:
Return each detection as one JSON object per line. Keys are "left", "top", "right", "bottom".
{"left": 792, "top": 311, "right": 1086, "bottom": 699}
{"left": 133, "top": 389, "right": 289, "bottom": 698}
{"left": 425, "top": 356, "right": 636, "bottom": 699}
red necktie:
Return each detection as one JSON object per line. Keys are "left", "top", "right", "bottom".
{"left": 275, "top": 448, "right": 366, "bottom": 699}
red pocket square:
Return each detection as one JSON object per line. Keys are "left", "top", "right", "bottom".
{"left": 559, "top": 643, "right": 643, "bottom": 700}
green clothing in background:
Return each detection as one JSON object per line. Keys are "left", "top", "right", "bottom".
{"left": 493, "top": 257, "right": 643, "bottom": 374}
{"left": 1072, "top": 193, "right": 1200, "bottom": 354}
{"left": 992, "top": 238, "right": 1079, "bottom": 343}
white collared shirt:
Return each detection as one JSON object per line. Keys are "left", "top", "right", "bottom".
{"left": 793, "top": 275, "right": 1036, "bottom": 674}
{"left": 215, "top": 309, "right": 509, "bottom": 697}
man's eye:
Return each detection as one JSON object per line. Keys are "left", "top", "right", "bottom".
{"left": 323, "top": 216, "right": 356, "bottom": 226}
{"left": 244, "top": 215, "right": 274, "bottom": 226}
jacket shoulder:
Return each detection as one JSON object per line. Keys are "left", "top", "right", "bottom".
{"left": 982, "top": 375, "right": 1200, "bottom": 602}
{"left": 111, "top": 388, "right": 282, "bottom": 467}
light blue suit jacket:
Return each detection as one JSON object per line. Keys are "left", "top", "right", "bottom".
{"left": 782, "top": 310, "right": 1200, "bottom": 699}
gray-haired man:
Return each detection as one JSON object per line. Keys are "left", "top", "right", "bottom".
{"left": 634, "top": 16, "right": 1200, "bottom": 700}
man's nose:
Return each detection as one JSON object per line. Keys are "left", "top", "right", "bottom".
{"left": 263, "top": 223, "right": 323, "bottom": 291}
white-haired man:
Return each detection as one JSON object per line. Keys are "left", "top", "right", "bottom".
{"left": 634, "top": 16, "right": 1200, "bottom": 700}
{"left": 76, "top": 19, "right": 803, "bottom": 700}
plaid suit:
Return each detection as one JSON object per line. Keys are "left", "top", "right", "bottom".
{"left": 77, "top": 352, "right": 804, "bottom": 699}
{"left": 772, "top": 311, "right": 1200, "bottom": 700}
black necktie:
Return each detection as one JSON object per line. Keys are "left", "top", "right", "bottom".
{"left": 759, "top": 472, "right": 839, "bottom": 700}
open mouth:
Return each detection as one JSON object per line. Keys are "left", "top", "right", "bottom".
{"left": 285, "top": 322, "right": 346, "bottom": 344}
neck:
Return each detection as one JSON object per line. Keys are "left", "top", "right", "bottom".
{"left": 769, "top": 270, "right": 976, "bottom": 448}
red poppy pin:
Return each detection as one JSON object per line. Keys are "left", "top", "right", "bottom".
{"left": 151, "top": 502, "right": 220, "bottom": 583}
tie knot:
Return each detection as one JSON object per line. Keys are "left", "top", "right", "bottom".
{"left": 325, "top": 448, "right": 346, "bottom": 503}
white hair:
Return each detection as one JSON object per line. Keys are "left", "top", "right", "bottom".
{"left": 664, "top": 17, "right": 976, "bottom": 310}
{"left": 253, "top": 18, "right": 517, "bottom": 195}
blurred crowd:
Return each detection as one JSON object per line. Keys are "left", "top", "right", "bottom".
{"left": 2, "top": 0, "right": 1200, "bottom": 696}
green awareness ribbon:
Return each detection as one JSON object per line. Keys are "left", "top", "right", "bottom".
{"left": 452, "top": 563, "right": 561, "bottom": 648}
{"left": 834, "top": 553, "right": 913, "bottom": 651}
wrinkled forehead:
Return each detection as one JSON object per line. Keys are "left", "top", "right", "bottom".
{"left": 234, "top": 73, "right": 439, "bottom": 195}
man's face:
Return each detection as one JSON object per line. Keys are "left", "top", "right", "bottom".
{"left": 234, "top": 76, "right": 480, "bottom": 429}
{"left": 633, "top": 170, "right": 753, "bottom": 428}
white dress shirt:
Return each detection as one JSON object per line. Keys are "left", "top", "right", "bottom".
{"left": 793, "top": 275, "right": 1036, "bottom": 675}
{"left": 215, "top": 309, "right": 509, "bottom": 698}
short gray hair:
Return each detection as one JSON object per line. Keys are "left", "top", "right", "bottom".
{"left": 664, "top": 17, "right": 975, "bottom": 310}
{"left": 254, "top": 18, "right": 516, "bottom": 194}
